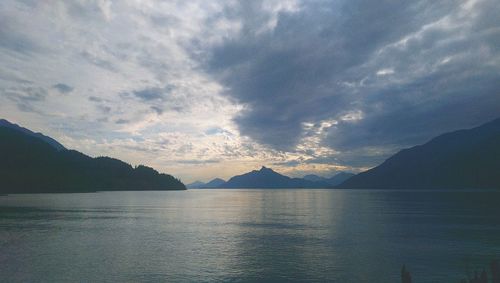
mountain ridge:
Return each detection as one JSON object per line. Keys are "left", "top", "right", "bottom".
{"left": 0, "top": 119, "right": 66, "bottom": 151}
{"left": 338, "top": 117, "right": 500, "bottom": 189}
{"left": 0, "top": 120, "right": 185, "bottom": 193}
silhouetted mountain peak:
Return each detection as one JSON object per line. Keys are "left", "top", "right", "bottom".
{"left": 207, "top": 177, "right": 225, "bottom": 183}
{"left": 259, "top": 166, "right": 274, "bottom": 172}
{"left": 223, "top": 166, "right": 329, "bottom": 188}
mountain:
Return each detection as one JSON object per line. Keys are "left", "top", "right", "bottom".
{"left": 303, "top": 172, "right": 355, "bottom": 186}
{"left": 0, "top": 120, "right": 185, "bottom": 193}
{"left": 303, "top": 174, "right": 327, "bottom": 182}
{"left": 187, "top": 178, "right": 226, "bottom": 188}
{"left": 338, "top": 118, "right": 500, "bottom": 189}
{"left": 0, "top": 119, "right": 65, "bottom": 151}
{"left": 327, "top": 172, "right": 355, "bottom": 186}
{"left": 187, "top": 181, "right": 206, "bottom": 189}
{"left": 203, "top": 178, "right": 226, "bottom": 188}
{"left": 222, "top": 166, "right": 327, "bottom": 188}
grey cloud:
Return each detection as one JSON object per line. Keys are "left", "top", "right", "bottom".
{"left": 150, "top": 14, "right": 179, "bottom": 28}
{"left": 87, "top": 95, "right": 112, "bottom": 115}
{"left": 167, "top": 105, "right": 184, "bottom": 113}
{"left": 52, "top": 83, "right": 74, "bottom": 94}
{"left": 115, "top": 119, "right": 129, "bottom": 124}
{"left": 205, "top": 0, "right": 500, "bottom": 167}
{"left": 0, "top": 16, "right": 44, "bottom": 55}
{"left": 97, "top": 105, "right": 111, "bottom": 114}
{"left": 3, "top": 86, "right": 48, "bottom": 113}
{"left": 63, "top": 1, "right": 112, "bottom": 23}
{"left": 81, "top": 50, "right": 117, "bottom": 72}
{"left": 132, "top": 85, "right": 173, "bottom": 101}
{"left": 120, "top": 85, "right": 187, "bottom": 114}
{"left": 150, "top": 106, "right": 164, "bottom": 115}
{"left": 0, "top": 74, "right": 33, "bottom": 85}
{"left": 88, "top": 96, "right": 103, "bottom": 102}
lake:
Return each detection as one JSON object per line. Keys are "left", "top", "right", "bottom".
{"left": 1, "top": 189, "right": 499, "bottom": 282}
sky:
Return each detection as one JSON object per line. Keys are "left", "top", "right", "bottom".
{"left": 1, "top": 0, "right": 499, "bottom": 183}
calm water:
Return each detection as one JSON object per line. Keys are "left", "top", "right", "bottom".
{"left": 1, "top": 189, "right": 499, "bottom": 282}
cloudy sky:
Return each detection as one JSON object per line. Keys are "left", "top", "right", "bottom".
{"left": 1, "top": 0, "right": 499, "bottom": 183}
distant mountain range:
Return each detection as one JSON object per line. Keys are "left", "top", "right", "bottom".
{"left": 187, "top": 181, "right": 207, "bottom": 189}
{"left": 187, "top": 178, "right": 226, "bottom": 188}
{"left": 0, "top": 119, "right": 185, "bottom": 193}
{"left": 188, "top": 167, "right": 354, "bottom": 189}
{"left": 221, "top": 166, "right": 326, "bottom": 188}
{"left": 190, "top": 118, "right": 500, "bottom": 190}
{"left": 338, "top": 117, "right": 500, "bottom": 189}
{"left": 4, "top": 116, "right": 499, "bottom": 192}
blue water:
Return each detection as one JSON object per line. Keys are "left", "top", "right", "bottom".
{"left": 1, "top": 189, "right": 499, "bottom": 282}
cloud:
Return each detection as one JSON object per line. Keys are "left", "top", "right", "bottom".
{"left": 97, "top": 105, "right": 111, "bottom": 114}
{"left": 131, "top": 85, "right": 173, "bottom": 101}
{"left": 115, "top": 119, "right": 130, "bottom": 124}
{"left": 80, "top": 50, "right": 117, "bottom": 72}
{"left": 176, "top": 159, "right": 221, "bottom": 165}
{"left": 52, "top": 83, "right": 74, "bottom": 94}
{"left": 150, "top": 106, "right": 164, "bottom": 115}
{"left": 376, "top": 69, "right": 394, "bottom": 76}
{"left": 3, "top": 85, "right": 48, "bottom": 113}
{"left": 88, "top": 96, "right": 103, "bottom": 102}
{"left": 205, "top": 0, "right": 500, "bottom": 166}
{"left": 0, "top": 15, "right": 44, "bottom": 55}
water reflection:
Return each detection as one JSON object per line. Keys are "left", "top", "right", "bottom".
{"left": 225, "top": 190, "right": 341, "bottom": 282}
{"left": 1, "top": 190, "right": 500, "bottom": 282}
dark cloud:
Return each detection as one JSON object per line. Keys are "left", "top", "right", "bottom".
{"left": 206, "top": 0, "right": 500, "bottom": 166}
{"left": 88, "top": 96, "right": 103, "bottom": 102}
{"left": 87, "top": 95, "right": 112, "bottom": 115}
{"left": 52, "top": 83, "right": 74, "bottom": 94}
{"left": 132, "top": 85, "right": 173, "bottom": 101}
{"left": 118, "top": 85, "right": 187, "bottom": 114}
{"left": 3, "top": 86, "right": 47, "bottom": 113}
{"left": 115, "top": 119, "right": 129, "bottom": 124}
{"left": 150, "top": 106, "right": 164, "bottom": 115}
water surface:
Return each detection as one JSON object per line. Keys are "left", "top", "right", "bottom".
{"left": 1, "top": 189, "right": 499, "bottom": 282}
